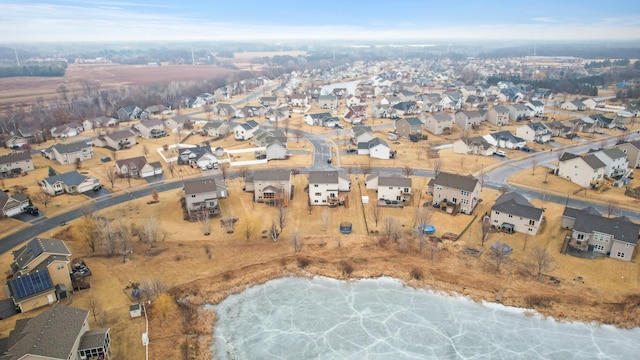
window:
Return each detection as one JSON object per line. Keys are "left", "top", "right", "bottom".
{"left": 529, "top": 220, "right": 535, "bottom": 226}
{"left": 315, "top": 192, "right": 321, "bottom": 196}
{"left": 461, "top": 190, "right": 469, "bottom": 196}
{"left": 594, "top": 244, "right": 605, "bottom": 251}
{"left": 314, "top": 184, "right": 318, "bottom": 187}
{"left": 495, "top": 211, "right": 500, "bottom": 215}
{"left": 508, "top": 214, "right": 512, "bottom": 218}
{"left": 494, "top": 219, "right": 498, "bottom": 223}
{"left": 577, "top": 234, "right": 585, "bottom": 240}
{"left": 616, "top": 252, "right": 625, "bottom": 258}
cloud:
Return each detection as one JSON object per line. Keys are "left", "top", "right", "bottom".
{"left": 529, "top": 17, "right": 557, "bottom": 23}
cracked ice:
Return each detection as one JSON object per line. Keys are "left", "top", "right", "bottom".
{"left": 209, "top": 277, "right": 640, "bottom": 359}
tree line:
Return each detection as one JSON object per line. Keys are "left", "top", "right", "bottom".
{"left": 0, "top": 61, "right": 67, "bottom": 78}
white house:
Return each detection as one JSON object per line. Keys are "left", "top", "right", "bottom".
{"left": 365, "top": 174, "right": 412, "bottom": 202}
{"left": 490, "top": 192, "right": 544, "bottom": 235}
{"left": 525, "top": 100, "right": 545, "bottom": 117}
{"left": 453, "top": 136, "right": 496, "bottom": 156}
{"left": 588, "top": 148, "right": 629, "bottom": 178}
{"left": 557, "top": 152, "right": 606, "bottom": 188}
{"left": 515, "top": 122, "right": 552, "bottom": 143}
{"left": 357, "top": 138, "right": 391, "bottom": 159}
{"left": 484, "top": 131, "right": 526, "bottom": 150}
{"left": 234, "top": 120, "right": 260, "bottom": 140}
{"left": 486, "top": 106, "right": 510, "bottom": 126}
{"left": 308, "top": 170, "right": 351, "bottom": 206}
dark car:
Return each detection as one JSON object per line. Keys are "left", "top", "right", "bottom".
{"left": 24, "top": 206, "right": 39, "bottom": 215}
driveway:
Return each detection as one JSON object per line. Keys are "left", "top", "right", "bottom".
{"left": 83, "top": 186, "right": 111, "bottom": 199}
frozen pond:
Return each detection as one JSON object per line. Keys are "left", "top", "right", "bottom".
{"left": 210, "top": 276, "right": 640, "bottom": 359}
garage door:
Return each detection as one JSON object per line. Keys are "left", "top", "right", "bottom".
{"left": 142, "top": 170, "right": 154, "bottom": 178}
{"left": 154, "top": 168, "right": 163, "bottom": 175}
{"left": 6, "top": 207, "right": 22, "bottom": 217}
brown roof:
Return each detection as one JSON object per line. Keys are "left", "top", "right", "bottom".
{"left": 429, "top": 172, "right": 479, "bottom": 192}
{"left": 183, "top": 177, "right": 218, "bottom": 195}
{"left": 0, "top": 151, "right": 31, "bottom": 165}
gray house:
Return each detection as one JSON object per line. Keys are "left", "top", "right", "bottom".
{"left": 394, "top": 117, "right": 423, "bottom": 138}
{"left": 42, "top": 141, "right": 93, "bottom": 165}
{"left": 0, "top": 151, "right": 34, "bottom": 178}
{"left": 244, "top": 169, "right": 292, "bottom": 206}
{"left": 490, "top": 192, "right": 544, "bottom": 235}
{"left": 428, "top": 172, "right": 481, "bottom": 215}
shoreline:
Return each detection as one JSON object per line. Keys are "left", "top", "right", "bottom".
{"left": 161, "top": 242, "right": 640, "bottom": 359}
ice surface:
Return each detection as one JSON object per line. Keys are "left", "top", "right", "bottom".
{"left": 209, "top": 276, "right": 640, "bottom": 359}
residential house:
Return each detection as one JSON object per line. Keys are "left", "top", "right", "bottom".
{"left": 490, "top": 192, "right": 544, "bottom": 235}
{"left": 244, "top": 169, "right": 292, "bottom": 205}
{"left": 486, "top": 105, "right": 510, "bottom": 126}
{"left": 42, "top": 141, "right": 93, "bottom": 165}
{"left": 117, "top": 105, "right": 147, "bottom": 122}
{"left": 515, "top": 122, "right": 552, "bottom": 143}
{"left": 453, "top": 136, "right": 496, "bottom": 156}
{"left": 357, "top": 138, "right": 391, "bottom": 159}
{"left": 253, "top": 129, "right": 286, "bottom": 147}
{"left": 6, "top": 238, "right": 72, "bottom": 313}
{"left": 508, "top": 103, "right": 532, "bottom": 121}
{"left": 589, "top": 114, "right": 617, "bottom": 129}
{"left": 115, "top": 156, "right": 163, "bottom": 179}
{"left": 546, "top": 121, "right": 575, "bottom": 139}
{"left": 343, "top": 105, "right": 367, "bottom": 124}
{"left": 318, "top": 94, "right": 338, "bottom": 109}
{"left": 427, "top": 172, "right": 481, "bottom": 215}
{"left": 308, "top": 170, "right": 351, "bottom": 206}
{"left": 190, "top": 93, "right": 215, "bottom": 108}
{"left": 265, "top": 105, "right": 290, "bottom": 123}
{"left": 260, "top": 96, "right": 280, "bottom": 107}
{"left": 525, "top": 100, "right": 546, "bottom": 117}
{"left": 424, "top": 111, "right": 453, "bottom": 135}
{"left": 392, "top": 101, "right": 419, "bottom": 116}
{"left": 178, "top": 146, "right": 218, "bottom": 168}
{"left": 202, "top": 120, "right": 229, "bottom": 138}
{"left": 557, "top": 152, "right": 606, "bottom": 188}
{"left": 588, "top": 148, "right": 629, "bottom": 178}
{"left": 17, "top": 124, "right": 43, "bottom": 143}
{"left": 0, "top": 151, "right": 34, "bottom": 178}
{"left": 562, "top": 207, "right": 639, "bottom": 261}
{"left": 238, "top": 105, "right": 266, "bottom": 119}
{"left": 50, "top": 123, "right": 83, "bottom": 139}
{"left": 134, "top": 119, "right": 166, "bottom": 139}
{"left": 234, "top": 120, "right": 260, "bottom": 140}
{"left": 560, "top": 100, "right": 586, "bottom": 111}
{"left": 484, "top": 131, "right": 526, "bottom": 149}
{"left": 290, "top": 94, "right": 309, "bottom": 107}
{"left": 365, "top": 174, "right": 412, "bottom": 202}
{"left": 82, "top": 116, "right": 118, "bottom": 131}
{"left": 163, "top": 114, "right": 191, "bottom": 132}
{"left": 145, "top": 104, "right": 168, "bottom": 115}
{"left": 40, "top": 171, "right": 101, "bottom": 196}
{"left": 394, "top": 117, "right": 423, "bottom": 139}
{"left": 614, "top": 140, "right": 640, "bottom": 168}
{"left": 454, "top": 110, "right": 485, "bottom": 131}
{"left": 305, "top": 113, "right": 339, "bottom": 127}
{"left": 1, "top": 304, "right": 111, "bottom": 359}
{"left": 93, "top": 128, "right": 137, "bottom": 150}
{"left": 0, "top": 191, "right": 29, "bottom": 217}
{"left": 212, "top": 103, "right": 237, "bottom": 121}
{"left": 183, "top": 177, "right": 227, "bottom": 218}
{"left": 352, "top": 125, "right": 375, "bottom": 144}
{"left": 265, "top": 140, "right": 289, "bottom": 161}
{"left": 332, "top": 88, "right": 348, "bottom": 99}
{"left": 4, "top": 136, "right": 29, "bottom": 149}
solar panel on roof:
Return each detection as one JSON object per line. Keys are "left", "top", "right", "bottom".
{"left": 28, "top": 240, "right": 43, "bottom": 257}
{"left": 11, "top": 271, "right": 53, "bottom": 300}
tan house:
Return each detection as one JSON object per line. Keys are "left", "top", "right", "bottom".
{"left": 454, "top": 110, "right": 485, "bottom": 131}
{"left": 202, "top": 120, "right": 229, "bottom": 138}
{"left": 115, "top": 156, "right": 163, "bottom": 179}
{"left": 93, "top": 128, "right": 137, "bottom": 150}
{"left": 183, "top": 177, "right": 228, "bottom": 218}
{"left": 557, "top": 152, "right": 606, "bottom": 188}
{"left": 394, "top": 117, "right": 423, "bottom": 138}
{"left": 614, "top": 140, "right": 640, "bottom": 169}
{"left": 5, "top": 238, "right": 72, "bottom": 313}
{"left": 486, "top": 105, "right": 510, "bottom": 126}
{"left": 134, "top": 119, "right": 166, "bottom": 139}
{"left": 0, "top": 151, "right": 34, "bottom": 178}
{"left": 0, "top": 191, "right": 29, "bottom": 217}
{"left": 318, "top": 94, "right": 338, "bottom": 109}
{"left": 490, "top": 192, "right": 544, "bottom": 235}
{"left": 453, "top": 136, "right": 495, "bottom": 156}
{"left": 428, "top": 172, "right": 481, "bottom": 215}
{"left": 2, "top": 304, "right": 111, "bottom": 359}
{"left": 244, "top": 169, "right": 292, "bottom": 206}
{"left": 42, "top": 141, "right": 93, "bottom": 165}
{"left": 423, "top": 112, "right": 453, "bottom": 135}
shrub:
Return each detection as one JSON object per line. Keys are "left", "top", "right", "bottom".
{"left": 297, "top": 257, "right": 311, "bottom": 269}
{"left": 339, "top": 261, "right": 354, "bottom": 276}
{"left": 410, "top": 268, "right": 424, "bottom": 280}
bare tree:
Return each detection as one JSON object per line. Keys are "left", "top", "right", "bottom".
{"left": 105, "top": 167, "right": 116, "bottom": 189}
{"left": 371, "top": 202, "right": 381, "bottom": 228}
{"left": 402, "top": 165, "right": 415, "bottom": 178}
{"left": 221, "top": 212, "right": 236, "bottom": 233}
{"left": 81, "top": 205, "right": 95, "bottom": 219}
{"left": 532, "top": 246, "right": 554, "bottom": 280}
{"left": 320, "top": 208, "right": 329, "bottom": 233}
{"left": 167, "top": 161, "right": 176, "bottom": 178}
{"left": 269, "top": 222, "right": 279, "bottom": 242}
{"left": 606, "top": 199, "right": 619, "bottom": 217}
{"left": 198, "top": 210, "right": 211, "bottom": 235}
{"left": 33, "top": 191, "right": 53, "bottom": 208}
{"left": 238, "top": 166, "right": 249, "bottom": 180}
{"left": 275, "top": 204, "right": 288, "bottom": 233}
{"left": 490, "top": 245, "right": 509, "bottom": 272}
{"left": 478, "top": 165, "right": 487, "bottom": 191}
{"left": 382, "top": 215, "right": 400, "bottom": 243}
{"left": 75, "top": 158, "right": 81, "bottom": 170}
{"left": 459, "top": 157, "right": 466, "bottom": 171}
{"left": 87, "top": 297, "right": 101, "bottom": 323}
{"left": 291, "top": 227, "right": 302, "bottom": 252}
{"left": 531, "top": 158, "right": 538, "bottom": 175}
{"left": 151, "top": 189, "right": 159, "bottom": 202}
{"left": 140, "top": 277, "right": 170, "bottom": 300}
{"left": 481, "top": 215, "right": 492, "bottom": 247}
{"left": 359, "top": 163, "right": 372, "bottom": 178}
{"left": 220, "top": 163, "right": 227, "bottom": 180}
{"left": 432, "top": 158, "right": 442, "bottom": 177}
{"left": 242, "top": 218, "right": 255, "bottom": 242}
{"left": 142, "top": 215, "right": 164, "bottom": 246}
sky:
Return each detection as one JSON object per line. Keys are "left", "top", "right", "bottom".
{"left": 1, "top": 0, "right": 640, "bottom": 43}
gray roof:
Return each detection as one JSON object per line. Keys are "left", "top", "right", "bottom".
{"left": 43, "top": 171, "right": 91, "bottom": 187}
{"left": 562, "top": 206, "right": 601, "bottom": 219}
{"left": 79, "top": 328, "right": 110, "bottom": 351}
{"left": 138, "top": 119, "right": 163, "bottom": 128}
{"left": 378, "top": 175, "right": 412, "bottom": 188}
{"left": 183, "top": 177, "right": 219, "bottom": 195}
{"left": 492, "top": 192, "right": 543, "bottom": 220}
{"left": 431, "top": 112, "right": 453, "bottom": 122}
{"left": 491, "top": 105, "right": 509, "bottom": 113}
{"left": 402, "top": 117, "right": 423, "bottom": 126}
{"left": 461, "top": 136, "right": 493, "bottom": 150}
{"left": 527, "top": 122, "right": 550, "bottom": 132}
{"left": 602, "top": 147, "right": 626, "bottom": 160}
{"left": 573, "top": 213, "right": 640, "bottom": 245}
{"left": 529, "top": 100, "right": 545, "bottom": 107}
{"left": 489, "top": 131, "right": 525, "bottom": 144}
{"left": 116, "top": 156, "right": 148, "bottom": 170}
{"left": 309, "top": 170, "right": 342, "bottom": 185}
{"left": 12, "top": 238, "right": 71, "bottom": 271}
{"left": 428, "top": 172, "right": 479, "bottom": 192}
{"left": 583, "top": 154, "right": 606, "bottom": 169}
{"left": 0, "top": 151, "right": 31, "bottom": 165}
{"left": 48, "top": 141, "right": 90, "bottom": 154}
{"left": 252, "top": 169, "right": 291, "bottom": 182}
{"left": 2, "top": 305, "right": 88, "bottom": 360}
{"left": 106, "top": 128, "right": 135, "bottom": 141}
{"left": 559, "top": 152, "right": 579, "bottom": 161}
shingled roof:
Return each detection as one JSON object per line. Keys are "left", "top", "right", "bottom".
{"left": 492, "top": 192, "right": 543, "bottom": 220}
{"left": 428, "top": 172, "right": 479, "bottom": 192}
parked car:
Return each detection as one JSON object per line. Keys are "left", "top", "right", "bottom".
{"left": 100, "top": 155, "right": 111, "bottom": 162}
{"left": 24, "top": 206, "right": 39, "bottom": 215}
{"left": 494, "top": 150, "right": 507, "bottom": 157}
{"left": 616, "top": 125, "right": 628, "bottom": 131}
{"left": 594, "top": 129, "right": 605, "bottom": 135}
